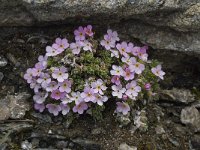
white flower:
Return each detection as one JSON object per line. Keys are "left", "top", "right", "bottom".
{"left": 112, "top": 84, "right": 126, "bottom": 99}
{"left": 110, "top": 65, "right": 124, "bottom": 76}
{"left": 91, "top": 79, "right": 107, "bottom": 95}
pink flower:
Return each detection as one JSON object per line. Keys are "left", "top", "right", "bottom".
{"left": 107, "top": 29, "right": 120, "bottom": 42}
{"left": 60, "top": 103, "right": 70, "bottom": 115}
{"left": 123, "top": 68, "right": 135, "bottom": 81}
{"left": 46, "top": 81, "right": 59, "bottom": 92}
{"left": 59, "top": 80, "right": 71, "bottom": 93}
{"left": 129, "top": 62, "right": 145, "bottom": 74}
{"left": 151, "top": 65, "right": 165, "bottom": 80}
{"left": 46, "top": 104, "right": 61, "bottom": 116}
{"left": 33, "top": 92, "right": 48, "bottom": 104}
{"left": 24, "top": 68, "right": 34, "bottom": 83}
{"left": 132, "top": 46, "right": 140, "bottom": 56}
{"left": 112, "top": 84, "right": 126, "bottom": 99}
{"left": 52, "top": 67, "right": 68, "bottom": 82}
{"left": 38, "top": 55, "right": 48, "bottom": 68}
{"left": 122, "top": 95, "right": 128, "bottom": 100}
{"left": 51, "top": 89, "right": 66, "bottom": 100}
{"left": 82, "top": 40, "right": 92, "bottom": 51}
{"left": 73, "top": 102, "right": 88, "bottom": 114}
{"left": 74, "top": 26, "right": 85, "bottom": 41}
{"left": 91, "top": 79, "right": 107, "bottom": 95}
{"left": 121, "top": 56, "right": 136, "bottom": 66}
{"left": 34, "top": 103, "right": 45, "bottom": 112}
{"left": 111, "top": 75, "right": 121, "bottom": 85}
{"left": 100, "top": 35, "right": 115, "bottom": 50}
{"left": 37, "top": 73, "right": 51, "bottom": 88}
{"left": 61, "top": 94, "right": 73, "bottom": 104}
{"left": 70, "top": 92, "right": 83, "bottom": 105}
{"left": 52, "top": 38, "right": 69, "bottom": 54}
{"left": 144, "top": 83, "right": 151, "bottom": 90}
{"left": 125, "top": 80, "right": 141, "bottom": 99}
{"left": 46, "top": 46, "right": 58, "bottom": 56}
{"left": 116, "top": 102, "right": 130, "bottom": 115}
{"left": 84, "top": 25, "right": 94, "bottom": 37}
{"left": 137, "top": 46, "right": 148, "bottom": 61}
{"left": 81, "top": 87, "right": 96, "bottom": 102}
{"left": 70, "top": 41, "right": 83, "bottom": 55}
{"left": 30, "top": 79, "right": 41, "bottom": 93}
{"left": 110, "top": 65, "right": 124, "bottom": 76}
{"left": 116, "top": 42, "right": 129, "bottom": 57}
{"left": 126, "top": 42, "right": 134, "bottom": 53}
{"left": 95, "top": 94, "right": 108, "bottom": 106}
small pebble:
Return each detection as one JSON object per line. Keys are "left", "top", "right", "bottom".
{"left": 0, "top": 56, "right": 8, "bottom": 67}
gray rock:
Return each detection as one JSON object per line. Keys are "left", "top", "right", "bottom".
{"left": 160, "top": 88, "right": 196, "bottom": 104}
{"left": 0, "top": 92, "right": 31, "bottom": 120}
{"left": 0, "top": 56, "right": 8, "bottom": 67}
{"left": 118, "top": 143, "right": 137, "bottom": 150}
{"left": 91, "top": 127, "right": 106, "bottom": 135}
{"left": 0, "top": 1, "right": 200, "bottom": 53}
{"left": 72, "top": 138, "right": 101, "bottom": 150}
{"left": 0, "top": 72, "right": 4, "bottom": 82}
{"left": 155, "top": 125, "right": 165, "bottom": 135}
{"left": 190, "top": 135, "right": 200, "bottom": 150}
{"left": 181, "top": 106, "right": 200, "bottom": 132}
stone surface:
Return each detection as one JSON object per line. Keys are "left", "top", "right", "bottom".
{"left": 118, "top": 143, "right": 137, "bottom": 150}
{"left": 181, "top": 106, "right": 200, "bottom": 132}
{"left": 0, "top": 1, "right": 200, "bottom": 53}
{"left": 0, "top": 72, "right": 4, "bottom": 82}
{"left": 190, "top": 135, "right": 200, "bottom": 150}
{"left": 0, "top": 92, "right": 31, "bottom": 120}
{"left": 159, "top": 88, "right": 196, "bottom": 104}
{"left": 0, "top": 56, "right": 8, "bottom": 67}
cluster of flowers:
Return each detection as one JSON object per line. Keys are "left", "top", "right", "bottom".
{"left": 24, "top": 25, "right": 110, "bottom": 116}
{"left": 100, "top": 30, "right": 165, "bottom": 115}
{"left": 24, "top": 25, "right": 165, "bottom": 117}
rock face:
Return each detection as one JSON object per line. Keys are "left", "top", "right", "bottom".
{"left": 180, "top": 106, "right": 200, "bottom": 132}
{"left": 0, "top": 0, "right": 200, "bottom": 53}
{"left": 0, "top": 92, "right": 31, "bottom": 120}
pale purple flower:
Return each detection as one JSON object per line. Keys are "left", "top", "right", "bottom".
{"left": 60, "top": 94, "right": 71, "bottom": 104}
{"left": 52, "top": 67, "right": 68, "bottom": 82}
{"left": 107, "top": 29, "right": 120, "bottom": 42}
{"left": 110, "top": 49, "right": 119, "bottom": 58}
{"left": 112, "top": 84, "right": 126, "bottom": 99}
{"left": 32, "top": 67, "right": 42, "bottom": 77}
{"left": 84, "top": 25, "right": 94, "bottom": 37}
{"left": 73, "top": 102, "right": 88, "bottom": 114}
{"left": 116, "top": 42, "right": 129, "bottom": 57}
{"left": 51, "top": 89, "right": 66, "bottom": 100}
{"left": 132, "top": 46, "right": 140, "bottom": 56}
{"left": 24, "top": 68, "right": 34, "bottom": 83}
{"left": 37, "top": 73, "right": 51, "bottom": 88}
{"left": 60, "top": 103, "right": 70, "bottom": 115}
{"left": 95, "top": 94, "right": 108, "bottom": 106}
{"left": 91, "top": 79, "right": 107, "bottom": 95}
{"left": 30, "top": 79, "right": 41, "bottom": 93}
{"left": 144, "top": 83, "right": 151, "bottom": 90}
{"left": 33, "top": 92, "right": 48, "bottom": 104}
{"left": 121, "top": 56, "right": 136, "bottom": 66}
{"left": 138, "top": 46, "right": 148, "bottom": 61}
{"left": 59, "top": 80, "right": 71, "bottom": 93}
{"left": 74, "top": 26, "right": 85, "bottom": 41}
{"left": 151, "top": 65, "right": 165, "bottom": 80}
{"left": 46, "top": 104, "right": 61, "bottom": 116}
{"left": 126, "top": 42, "right": 134, "bottom": 53}
{"left": 125, "top": 80, "right": 141, "bottom": 99}
{"left": 70, "top": 92, "right": 83, "bottom": 105}
{"left": 110, "top": 65, "right": 124, "bottom": 76}
{"left": 82, "top": 40, "right": 92, "bottom": 51}
{"left": 81, "top": 87, "right": 96, "bottom": 102}
{"left": 70, "top": 41, "right": 83, "bottom": 55}
{"left": 38, "top": 55, "right": 48, "bottom": 67}
{"left": 111, "top": 75, "right": 121, "bottom": 85}
{"left": 100, "top": 35, "right": 115, "bottom": 50}
{"left": 116, "top": 102, "right": 130, "bottom": 115}
{"left": 129, "top": 62, "right": 145, "bottom": 74}
{"left": 52, "top": 38, "right": 69, "bottom": 53}
{"left": 34, "top": 103, "right": 45, "bottom": 112}
{"left": 46, "top": 81, "right": 59, "bottom": 92}
{"left": 46, "top": 46, "right": 58, "bottom": 56}
{"left": 122, "top": 95, "right": 128, "bottom": 100}
{"left": 123, "top": 68, "right": 135, "bottom": 81}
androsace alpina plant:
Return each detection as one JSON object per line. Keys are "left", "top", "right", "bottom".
{"left": 24, "top": 25, "right": 165, "bottom": 119}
